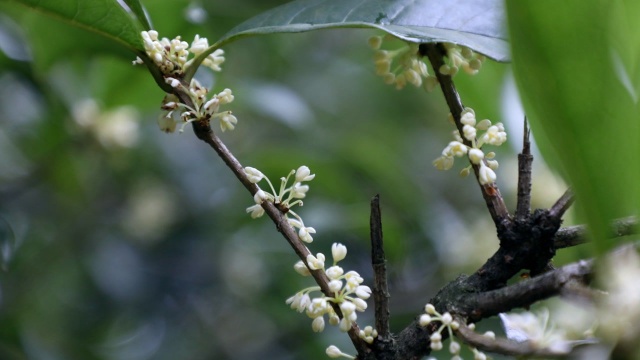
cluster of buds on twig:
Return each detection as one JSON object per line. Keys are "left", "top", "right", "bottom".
{"left": 432, "top": 107, "right": 507, "bottom": 184}
{"left": 134, "top": 31, "right": 237, "bottom": 133}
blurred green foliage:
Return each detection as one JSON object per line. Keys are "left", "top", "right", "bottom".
{"left": 0, "top": 1, "right": 582, "bottom": 359}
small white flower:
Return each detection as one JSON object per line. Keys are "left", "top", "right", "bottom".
{"left": 291, "top": 183, "right": 309, "bottom": 199}
{"left": 306, "top": 253, "right": 325, "bottom": 270}
{"left": 246, "top": 204, "right": 264, "bottom": 218}
{"left": 295, "top": 166, "right": 316, "bottom": 182}
{"left": 298, "top": 226, "right": 316, "bottom": 243}
{"left": 293, "top": 260, "right": 311, "bottom": 276}
{"left": 244, "top": 167, "right": 264, "bottom": 183}
{"left": 253, "top": 189, "right": 269, "bottom": 204}
{"left": 219, "top": 112, "right": 237, "bottom": 132}
{"left": 486, "top": 159, "right": 499, "bottom": 170}
{"left": 355, "top": 285, "right": 371, "bottom": 299}
{"left": 448, "top": 141, "right": 468, "bottom": 157}
{"left": 331, "top": 243, "right": 348, "bottom": 262}
{"left": 189, "top": 34, "right": 209, "bottom": 54}
{"left": 468, "top": 148, "right": 485, "bottom": 164}
{"left": 478, "top": 162, "right": 497, "bottom": 185}
{"left": 476, "top": 119, "right": 492, "bottom": 130}
{"left": 433, "top": 156, "right": 454, "bottom": 171}
{"left": 325, "top": 265, "right": 344, "bottom": 280}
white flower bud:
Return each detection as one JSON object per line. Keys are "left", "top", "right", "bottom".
{"left": 425, "top": 303, "right": 437, "bottom": 315}
{"left": 293, "top": 260, "right": 311, "bottom": 276}
{"left": 298, "top": 226, "right": 316, "bottom": 243}
{"left": 476, "top": 119, "right": 492, "bottom": 130}
{"left": 487, "top": 159, "right": 499, "bottom": 170}
{"left": 430, "top": 340, "right": 443, "bottom": 351}
{"left": 328, "top": 280, "right": 343, "bottom": 293}
{"left": 312, "top": 316, "right": 325, "bottom": 332}
{"left": 352, "top": 298, "right": 368, "bottom": 311}
{"left": 339, "top": 317, "right": 352, "bottom": 332}
{"left": 441, "top": 312, "right": 453, "bottom": 325}
{"left": 463, "top": 124, "right": 476, "bottom": 141}
{"left": 329, "top": 313, "right": 340, "bottom": 326}
{"left": 331, "top": 243, "right": 347, "bottom": 262}
{"left": 449, "top": 341, "right": 461, "bottom": 354}
{"left": 483, "top": 331, "right": 496, "bottom": 339}
{"left": 326, "top": 345, "right": 354, "bottom": 359}
{"left": 340, "top": 301, "right": 356, "bottom": 315}
{"left": 459, "top": 167, "right": 471, "bottom": 177}
{"left": 460, "top": 109, "right": 476, "bottom": 126}
{"left": 419, "top": 314, "right": 432, "bottom": 326}
{"left": 253, "top": 189, "right": 269, "bottom": 204}
{"left": 355, "top": 285, "right": 371, "bottom": 299}
{"left": 244, "top": 167, "right": 264, "bottom": 183}
{"left": 430, "top": 332, "right": 441, "bottom": 342}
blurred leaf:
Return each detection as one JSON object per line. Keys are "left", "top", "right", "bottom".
{"left": 221, "top": 0, "right": 508, "bottom": 61}
{"left": 7, "top": 0, "right": 144, "bottom": 51}
{"left": 507, "top": 0, "right": 639, "bottom": 254}
{"left": 123, "top": 0, "right": 152, "bottom": 30}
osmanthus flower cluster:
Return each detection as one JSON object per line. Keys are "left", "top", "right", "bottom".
{"left": 432, "top": 108, "right": 507, "bottom": 185}
{"left": 286, "top": 243, "right": 374, "bottom": 341}
{"left": 244, "top": 165, "right": 317, "bottom": 242}
{"left": 133, "top": 30, "right": 237, "bottom": 133}
{"left": 420, "top": 304, "right": 489, "bottom": 360}
{"left": 368, "top": 35, "right": 485, "bottom": 91}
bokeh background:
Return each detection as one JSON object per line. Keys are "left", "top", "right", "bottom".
{"left": 0, "top": 1, "right": 575, "bottom": 359}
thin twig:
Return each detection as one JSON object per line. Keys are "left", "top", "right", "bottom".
{"left": 549, "top": 188, "right": 574, "bottom": 219}
{"left": 370, "top": 195, "right": 390, "bottom": 338}
{"left": 189, "top": 120, "right": 369, "bottom": 353}
{"left": 420, "top": 43, "right": 510, "bottom": 226}
{"left": 455, "top": 320, "right": 570, "bottom": 358}
{"left": 515, "top": 118, "right": 533, "bottom": 222}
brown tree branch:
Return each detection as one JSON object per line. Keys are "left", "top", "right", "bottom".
{"left": 420, "top": 43, "right": 510, "bottom": 227}
{"left": 189, "top": 120, "right": 369, "bottom": 354}
{"left": 455, "top": 320, "right": 570, "bottom": 358}
{"left": 549, "top": 189, "right": 574, "bottom": 219}
{"left": 553, "top": 216, "right": 638, "bottom": 249}
{"left": 370, "top": 195, "right": 391, "bottom": 339}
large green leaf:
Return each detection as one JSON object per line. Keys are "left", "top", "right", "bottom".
{"left": 187, "top": 0, "right": 508, "bottom": 80}
{"left": 5, "top": 0, "right": 145, "bottom": 51}
{"left": 507, "top": 0, "right": 640, "bottom": 254}
{"left": 222, "top": 0, "right": 508, "bottom": 61}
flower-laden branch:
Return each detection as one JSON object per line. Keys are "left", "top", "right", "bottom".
{"left": 418, "top": 43, "right": 510, "bottom": 226}
{"left": 134, "top": 30, "right": 373, "bottom": 356}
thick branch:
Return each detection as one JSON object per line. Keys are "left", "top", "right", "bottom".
{"left": 515, "top": 119, "right": 532, "bottom": 222}
{"left": 460, "top": 259, "right": 593, "bottom": 321}
{"left": 420, "top": 43, "right": 510, "bottom": 226}
{"left": 370, "top": 195, "right": 391, "bottom": 338}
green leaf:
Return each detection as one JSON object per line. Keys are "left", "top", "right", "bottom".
{"left": 6, "top": 0, "right": 145, "bottom": 51}
{"left": 123, "top": 0, "right": 152, "bottom": 30}
{"left": 507, "top": 0, "right": 640, "bottom": 254}
{"left": 186, "top": 0, "right": 508, "bottom": 80}
{"left": 222, "top": 0, "right": 508, "bottom": 61}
